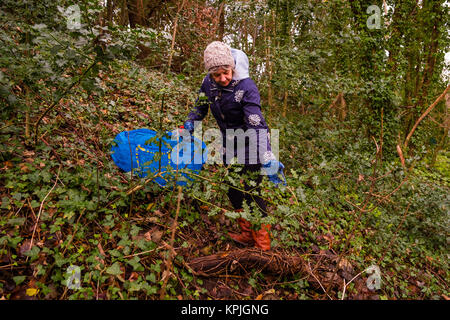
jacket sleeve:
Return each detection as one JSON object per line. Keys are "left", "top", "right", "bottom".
{"left": 187, "top": 78, "right": 210, "bottom": 123}
{"left": 241, "top": 80, "right": 276, "bottom": 163}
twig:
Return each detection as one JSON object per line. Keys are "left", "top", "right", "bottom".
{"left": 40, "top": 136, "right": 62, "bottom": 163}
{"left": 286, "top": 186, "right": 299, "bottom": 206}
{"left": 396, "top": 144, "right": 406, "bottom": 169}
{"left": 122, "top": 245, "right": 165, "bottom": 259}
{"left": 377, "top": 202, "right": 411, "bottom": 266}
{"left": 104, "top": 171, "right": 163, "bottom": 208}
{"left": 341, "top": 269, "right": 365, "bottom": 300}
{"left": 59, "top": 286, "right": 68, "bottom": 300}
{"left": 404, "top": 84, "right": 450, "bottom": 149}
{"left": 34, "top": 60, "right": 98, "bottom": 145}
{"left": 185, "top": 170, "right": 276, "bottom": 205}
{"left": 12, "top": 200, "right": 26, "bottom": 217}
{"left": 191, "top": 194, "right": 228, "bottom": 212}
{"left": 325, "top": 127, "right": 383, "bottom": 297}
{"left": 28, "top": 165, "right": 61, "bottom": 261}
{"left": 307, "top": 261, "right": 333, "bottom": 300}
{"left": 0, "top": 123, "right": 13, "bottom": 131}
{"left": 96, "top": 270, "right": 104, "bottom": 300}
{"left": 159, "top": 185, "right": 183, "bottom": 299}
{"left": 167, "top": 0, "right": 187, "bottom": 70}
{"left": 376, "top": 177, "right": 408, "bottom": 202}
{"left": 125, "top": 171, "right": 164, "bottom": 196}
{"left": 61, "top": 208, "right": 86, "bottom": 256}
{"left": 344, "top": 198, "right": 375, "bottom": 213}
{"left": 26, "top": 198, "right": 37, "bottom": 221}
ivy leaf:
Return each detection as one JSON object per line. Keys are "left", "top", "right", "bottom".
{"left": 106, "top": 262, "right": 122, "bottom": 276}
{"left": 13, "top": 275, "right": 26, "bottom": 285}
{"left": 32, "top": 23, "right": 47, "bottom": 31}
{"left": 23, "top": 245, "right": 40, "bottom": 259}
{"left": 224, "top": 210, "right": 240, "bottom": 219}
{"left": 1, "top": 196, "right": 10, "bottom": 209}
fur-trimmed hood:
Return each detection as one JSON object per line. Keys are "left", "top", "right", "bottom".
{"left": 231, "top": 48, "right": 250, "bottom": 80}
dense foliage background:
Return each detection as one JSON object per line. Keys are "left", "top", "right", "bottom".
{"left": 0, "top": 0, "right": 448, "bottom": 300}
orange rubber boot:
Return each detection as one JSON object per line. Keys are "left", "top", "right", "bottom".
{"left": 252, "top": 224, "right": 271, "bottom": 251}
{"left": 228, "top": 218, "right": 255, "bottom": 246}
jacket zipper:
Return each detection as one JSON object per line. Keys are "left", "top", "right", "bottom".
{"left": 217, "top": 90, "right": 225, "bottom": 120}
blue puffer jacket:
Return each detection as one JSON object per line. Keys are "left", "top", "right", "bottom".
{"left": 186, "top": 49, "right": 275, "bottom": 165}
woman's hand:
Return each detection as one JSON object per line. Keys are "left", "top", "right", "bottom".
{"left": 183, "top": 120, "right": 194, "bottom": 134}
{"left": 262, "top": 160, "right": 287, "bottom": 186}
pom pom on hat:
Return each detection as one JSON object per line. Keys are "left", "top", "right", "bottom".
{"left": 203, "top": 41, "right": 235, "bottom": 71}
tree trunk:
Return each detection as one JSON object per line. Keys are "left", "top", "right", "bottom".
{"left": 430, "top": 93, "right": 450, "bottom": 167}
{"left": 416, "top": 1, "right": 441, "bottom": 113}
{"left": 217, "top": 1, "right": 225, "bottom": 41}
{"left": 119, "top": 0, "right": 129, "bottom": 26}
{"left": 106, "top": 0, "right": 114, "bottom": 24}
{"left": 25, "top": 110, "right": 30, "bottom": 139}
{"left": 127, "top": 0, "right": 146, "bottom": 27}
{"left": 167, "top": 0, "right": 187, "bottom": 71}
{"left": 264, "top": 18, "right": 273, "bottom": 110}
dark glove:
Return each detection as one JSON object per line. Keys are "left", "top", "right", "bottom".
{"left": 183, "top": 120, "right": 194, "bottom": 134}
{"left": 262, "top": 160, "right": 287, "bottom": 186}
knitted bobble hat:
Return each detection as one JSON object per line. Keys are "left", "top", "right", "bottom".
{"left": 203, "top": 41, "right": 235, "bottom": 71}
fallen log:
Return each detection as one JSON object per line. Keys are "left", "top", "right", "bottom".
{"left": 188, "top": 248, "right": 307, "bottom": 277}
{"left": 186, "top": 248, "right": 380, "bottom": 299}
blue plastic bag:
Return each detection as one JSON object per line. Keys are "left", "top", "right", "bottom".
{"left": 110, "top": 128, "right": 207, "bottom": 187}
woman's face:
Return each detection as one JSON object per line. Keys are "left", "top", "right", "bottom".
{"left": 211, "top": 68, "right": 233, "bottom": 87}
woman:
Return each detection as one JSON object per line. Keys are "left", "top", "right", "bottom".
{"left": 183, "top": 41, "right": 285, "bottom": 251}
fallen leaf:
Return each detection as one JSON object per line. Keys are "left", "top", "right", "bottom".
{"left": 128, "top": 272, "right": 139, "bottom": 282}
{"left": 23, "top": 150, "right": 35, "bottom": 157}
{"left": 26, "top": 288, "right": 39, "bottom": 296}
{"left": 323, "top": 233, "right": 334, "bottom": 243}
{"left": 94, "top": 256, "right": 105, "bottom": 267}
{"left": 19, "top": 163, "right": 30, "bottom": 173}
{"left": 147, "top": 217, "right": 159, "bottom": 223}
{"left": 151, "top": 230, "right": 163, "bottom": 243}
{"left": 153, "top": 210, "right": 163, "bottom": 217}
{"left": 19, "top": 239, "right": 33, "bottom": 256}
{"left": 2, "top": 161, "right": 13, "bottom": 169}
{"left": 201, "top": 245, "right": 211, "bottom": 255}
{"left": 338, "top": 257, "right": 353, "bottom": 272}
{"left": 144, "top": 230, "right": 152, "bottom": 242}
{"left": 160, "top": 270, "right": 174, "bottom": 282}
{"left": 97, "top": 242, "right": 106, "bottom": 256}
{"left": 264, "top": 289, "right": 275, "bottom": 295}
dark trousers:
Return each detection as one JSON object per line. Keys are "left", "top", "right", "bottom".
{"left": 226, "top": 164, "right": 268, "bottom": 217}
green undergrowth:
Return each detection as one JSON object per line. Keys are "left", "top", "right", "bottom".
{"left": 0, "top": 61, "right": 448, "bottom": 300}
